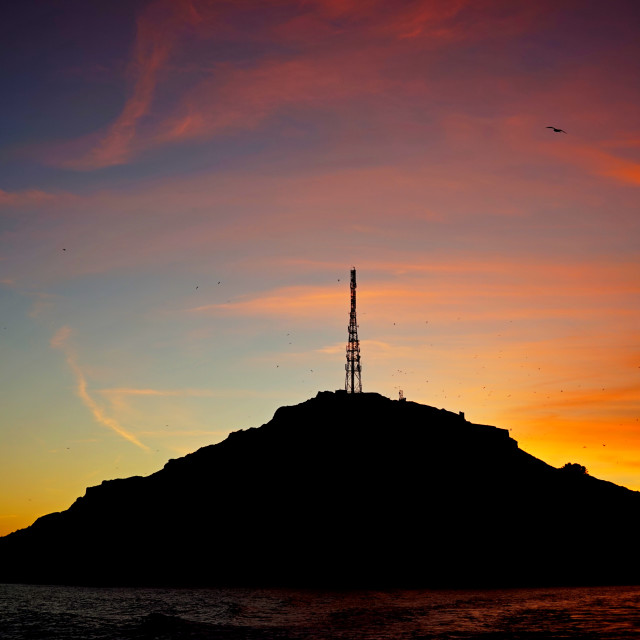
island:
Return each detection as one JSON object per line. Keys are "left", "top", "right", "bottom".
{"left": 2, "top": 391, "right": 638, "bottom": 587}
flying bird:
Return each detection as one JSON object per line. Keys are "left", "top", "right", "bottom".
{"left": 546, "top": 126, "right": 567, "bottom": 133}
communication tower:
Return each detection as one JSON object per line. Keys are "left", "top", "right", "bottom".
{"left": 345, "top": 267, "right": 362, "bottom": 393}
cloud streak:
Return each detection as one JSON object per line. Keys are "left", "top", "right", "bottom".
{"left": 185, "top": 258, "right": 640, "bottom": 324}
{"left": 44, "top": 0, "right": 547, "bottom": 169}
{"left": 98, "top": 387, "right": 218, "bottom": 397}
{"left": 50, "top": 327, "right": 149, "bottom": 450}
{"left": 0, "top": 189, "right": 73, "bottom": 208}
{"left": 58, "top": 0, "right": 202, "bottom": 169}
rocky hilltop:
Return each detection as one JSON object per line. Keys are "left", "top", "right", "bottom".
{"left": 2, "top": 391, "right": 639, "bottom": 587}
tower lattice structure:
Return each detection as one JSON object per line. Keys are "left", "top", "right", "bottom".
{"left": 345, "top": 267, "right": 362, "bottom": 393}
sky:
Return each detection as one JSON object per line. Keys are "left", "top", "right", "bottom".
{"left": 1, "top": 0, "right": 639, "bottom": 536}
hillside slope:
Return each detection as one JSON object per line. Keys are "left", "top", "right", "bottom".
{"left": 2, "top": 391, "right": 639, "bottom": 587}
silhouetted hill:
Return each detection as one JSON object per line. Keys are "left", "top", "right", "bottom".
{"left": 2, "top": 391, "right": 639, "bottom": 587}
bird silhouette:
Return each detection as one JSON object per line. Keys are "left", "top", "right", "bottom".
{"left": 546, "top": 126, "right": 567, "bottom": 133}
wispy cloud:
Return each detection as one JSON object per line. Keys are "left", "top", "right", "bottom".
{"left": 541, "top": 139, "right": 640, "bottom": 187}
{"left": 97, "top": 387, "right": 271, "bottom": 399}
{"left": 187, "top": 285, "right": 343, "bottom": 319}
{"left": 184, "top": 258, "right": 640, "bottom": 323}
{"left": 98, "top": 387, "right": 217, "bottom": 397}
{"left": 43, "top": 0, "right": 547, "bottom": 170}
{"left": 27, "top": 292, "right": 58, "bottom": 319}
{"left": 517, "top": 384, "right": 640, "bottom": 414}
{"left": 316, "top": 339, "right": 394, "bottom": 356}
{"left": 0, "top": 189, "right": 72, "bottom": 208}
{"left": 50, "top": 327, "right": 149, "bottom": 450}
{"left": 57, "top": 0, "right": 201, "bottom": 169}
{"left": 138, "top": 429, "right": 221, "bottom": 438}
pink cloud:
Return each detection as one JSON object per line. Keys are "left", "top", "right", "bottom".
{"left": 440, "top": 112, "right": 640, "bottom": 189}
{"left": 4, "top": 145, "right": 634, "bottom": 290}
{"left": 185, "top": 258, "right": 640, "bottom": 326}
{"left": 152, "top": 41, "right": 409, "bottom": 147}
{"left": 540, "top": 138, "right": 640, "bottom": 187}
{"left": 273, "top": 0, "right": 469, "bottom": 43}
{"left": 55, "top": 0, "right": 202, "bottom": 170}
{"left": 0, "top": 189, "right": 71, "bottom": 208}
{"left": 44, "top": 0, "right": 550, "bottom": 169}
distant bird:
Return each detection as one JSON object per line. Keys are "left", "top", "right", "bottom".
{"left": 195, "top": 286, "right": 198, "bottom": 289}
{"left": 62, "top": 248, "right": 66, "bottom": 251}
{"left": 546, "top": 126, "right": 567, "bottom": 133}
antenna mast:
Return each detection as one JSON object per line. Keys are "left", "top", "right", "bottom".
{"left": 345, "top": 267, "right": 362, "bottom": 393}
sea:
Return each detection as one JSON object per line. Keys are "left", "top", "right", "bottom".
{"left": 1, "top": 583, "right": 639, "bottom": 639}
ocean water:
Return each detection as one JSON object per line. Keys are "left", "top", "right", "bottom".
{"left": 1, "top": 583, "right": 639, "bottom": 639}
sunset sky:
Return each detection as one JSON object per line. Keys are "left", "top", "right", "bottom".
{"left": 1, "top": 0, "right": 639, "bottom": 536}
